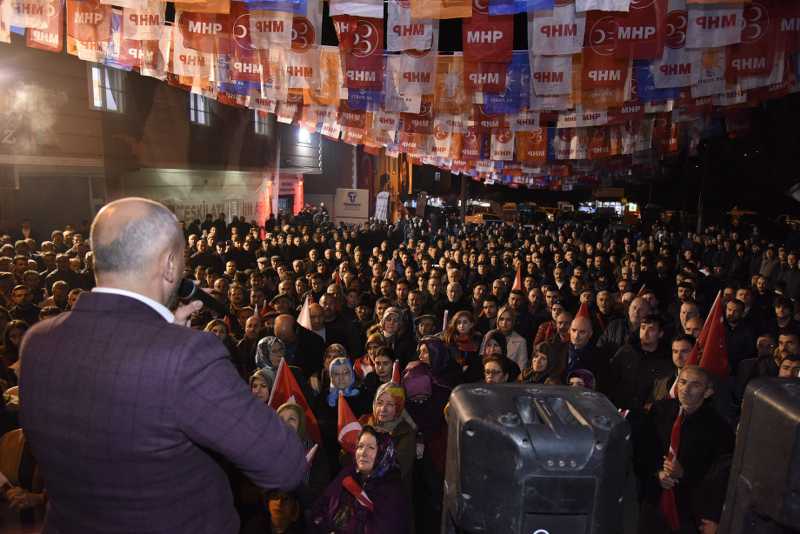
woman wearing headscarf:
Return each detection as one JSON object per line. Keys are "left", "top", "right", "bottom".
{"left": 253, "top": 336, "right": 286, "bottom": 384}
{"left": 442, "top": 310, "right": 483, "bottom": 383}
{"left": 480, "top": 329, "right": 521, "bottom": 382}
{"left": 401, "top": 361, "right": 450, "bottom": 534}
{"left": 261, "top": 402, "right": 330, "bottom": 534}
{"left": 320, "top": 344, "right": 349, "bottom": 392}
{"left": 312, "top": 357, "right": 371, "bottom": 475}
{"left": 233, "top": 367, "right": 281, "bottom": 532}
{"left": 417, "top": 337, "right": 462, "bottom": 389}
{"left": 310, "top": 427, "right": 409, "bottom": 534}
{"left": 357, "top": 382, "right": 415, "bottom": 499}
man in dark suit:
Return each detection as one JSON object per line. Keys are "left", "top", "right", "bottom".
{"left": 20, "top": 198, "right": 307, "bottom": 534}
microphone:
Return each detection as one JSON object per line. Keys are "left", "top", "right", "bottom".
{"left": 178, "top": 278, "right": 227, "bottom": 316}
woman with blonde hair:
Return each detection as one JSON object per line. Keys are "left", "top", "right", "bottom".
{"left": 491, "top": 305, "right": 528, "bottom": 371}
{"left": 203, "top": 319, "right": 237, "bottom": 359}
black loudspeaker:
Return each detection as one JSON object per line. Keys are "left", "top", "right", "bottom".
{"left": 719, "top": 378, "right": 800, "bottom": 534}
{"left": 442, "top": 384, "right": 630, "bottom": 534}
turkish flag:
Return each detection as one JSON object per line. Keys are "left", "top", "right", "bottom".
{"left": 685, "top": 291, "right": 729, "bottom": 377}
{"left": 337, "top": 392, "right": 363, "bottom": 455}
{"left": 268, "top": 358, "right": 321, "bottom": 443}
{"left": 463, "top": 0, "right": 513, "bottom": 63}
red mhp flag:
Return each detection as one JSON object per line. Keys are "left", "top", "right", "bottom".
{"left": 605, "top": 0, "right": 668, "bottom": 60}
{"left": 337, "top": 392, "right": 362, "bottom": 455}
{"left": 177, "top": 10, "right": 232, "bottom": 54}
{"left": 67, "top": 0, "right": 111, "bottom": 43}
{"left": 515, "top": 129, "right": 547, "bottom": 164}
{"left": 335, "top": 15, "right": 384, "bottom": 90}
{"left": 725, "top": 0, "right": 776, "bottom": 82}
{"left": 268, "top": 358, "right": 321, "bottom": 443}
{"left": 685, "top": 291, "right": 728, "bottom": 377}
{"left": 26, "top": 0, "right": 63, "bottom": 52}
{"left": 462, "top": 0, "right": 513, "bottom": 63}
{"left": 659, "top": 409, "right": 684, "bottom": 531}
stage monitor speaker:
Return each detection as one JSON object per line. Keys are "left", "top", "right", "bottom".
{"left": 719, "top": 378, "right": 800, "bottom": 534}
{"left": 442, "top": 384, "right": 630, "bottom": 534}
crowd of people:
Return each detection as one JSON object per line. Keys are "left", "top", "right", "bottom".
{"left": 1, "top": 207, "right": 800, "bottom": 534}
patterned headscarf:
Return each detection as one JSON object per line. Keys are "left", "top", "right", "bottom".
{"left": 373, "top": 381, "right": 406, "bottom": 419}
{"left": 380, "top": 307, "right": 403, "bottom": 336}
{"left": 359, "top": 427, "right": 398, "bottom": 480}
{"left": 327, "top": 357, "right": 360, "bottom": 407}
{"left": 254, "top": 336, "right": 285, "bottom": 371}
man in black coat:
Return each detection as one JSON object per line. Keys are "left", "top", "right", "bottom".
{"left": 724, "top": 298, "right": 756, "bottom": 373}
{"left": 319, "top": 293, "right": 360, "bottom": 355}
{"left": 608, "top": 314, "right": 674, "bottom": 412}
{"left": 634, "top": 366, "right": 735, "bottom": 534}
{"left": 597, "top": 297, "right": 651, "bottom": 360}
{"left": 273, "top": 314, "right": 324, "bottom": 381}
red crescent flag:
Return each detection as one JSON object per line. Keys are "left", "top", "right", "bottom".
{"left": 337, "top": 392, "right": 362, "bottom": 455}
{"left": 342, "top": 475, "right": 374, "bottom": 511}
{"left": 659, "top": 409, "right": 684, "bottom": 531}
{"left": 268, "top": 358, "right": 321, "bottom": 443}
{"left": 685, "top": 291, "right": 728, "bottom": 377}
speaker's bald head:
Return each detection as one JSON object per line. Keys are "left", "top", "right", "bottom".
{"left": 90, "top": 197, "right": 182, "bottom": 276}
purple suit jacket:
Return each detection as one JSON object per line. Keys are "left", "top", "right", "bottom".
{"left": 19, "top": 292, "right": 308, "bottom": 534}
